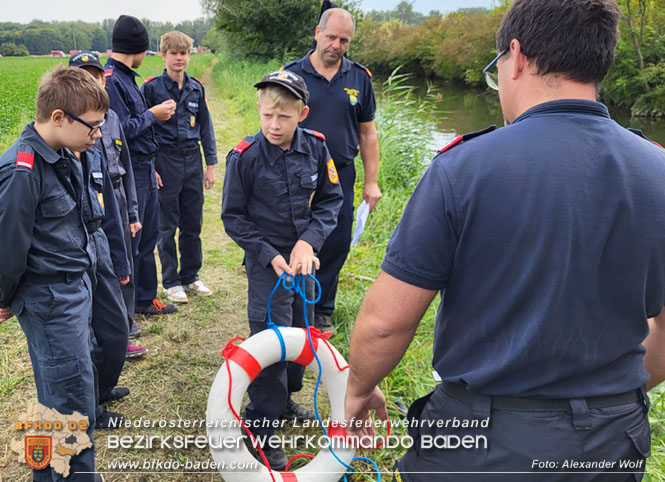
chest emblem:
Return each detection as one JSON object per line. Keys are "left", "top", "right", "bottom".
{"left": 327, "top": 158, "right": 339, "bottom": 184}
{"left": 190, "top": 115, "right": 196, "bottom": 128}
{"left": 343, "top": 88, "right": 359, "bottom": 106}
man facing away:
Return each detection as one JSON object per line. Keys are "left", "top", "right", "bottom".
{"left": 284, "top": 7, "right": 382, "bottom": 335}
{"left": 344, "top": 1, "right": 665, "bottom": 480}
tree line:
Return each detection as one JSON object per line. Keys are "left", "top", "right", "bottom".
{"left": 0, "top": 18, "right": 213, "bottom": 57}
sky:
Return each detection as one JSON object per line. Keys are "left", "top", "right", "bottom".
{"left": 2, "top": 0, "right": 498, "bottom": 24}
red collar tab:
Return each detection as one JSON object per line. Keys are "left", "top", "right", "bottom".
{"left": 104, "top": 69, "right": 113, "bottom": 77}
{"left": 438, "top": 135, "right": 463, "bottom": 154}
{"left": 233, "top": 139, "right": 251, "bottom": 154}
{"left": 304, "top": 129, "right": 326, "bottom": 141}
{"left": 16, "top": 152, "right": 35, "bottom": 170}
{"left": 144, "top": 76, "right": 155, "bottom": 83}
{"left": 653, "top": 141, "right": 664, "bottom": 150}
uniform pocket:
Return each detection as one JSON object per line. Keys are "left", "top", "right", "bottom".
{"left": 40, "top": 191, "right": 76, "bottom": 218}
{"left": 626, "top": 416, "right": 651, "bottom": 458}
{"left": 248, "top": 304, "right": 267, "bottom": 323}
{"left": 40, "top": 357, "right": 88, "bottom": 414}
{"left": 299, "top": 171, "right": 318, "bottom": 190}
{"left": 256, "top": 180, "right": 288, "bottom": 198}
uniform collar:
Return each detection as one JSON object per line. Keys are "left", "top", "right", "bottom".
{"left": 258, "top": 128, "right": 309, "bottom": 165}
{"left": 162, "top": 69, "right": 192, "bottom": 91}
{"left": 21, "top": 123, "right": 68, "bottom": 164}
{"left": 302, "top": 50, "right": 352, "bottom": 80}
{"left": 512, "top": 99, "right": 611, "bottom": 124}
{"left": 105, "top": 57, "right": 142, "bottom": 78}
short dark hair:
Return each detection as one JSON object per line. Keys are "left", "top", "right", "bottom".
{"left": 496, "top": 0, "right": 620, "bottom": 85}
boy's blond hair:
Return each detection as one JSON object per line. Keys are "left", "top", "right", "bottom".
{"left": 257, "top": 85, "right": 306, "bottom": 113}
{"left": 160, "top": 31, "right": 194, "bottom": 54}
{"left": 36, "top": 65, "right": 109, "bottom": 123}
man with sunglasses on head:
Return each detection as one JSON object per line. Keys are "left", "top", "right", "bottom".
{"left": 345, "top": 1, "right": 665, "bottom": 480}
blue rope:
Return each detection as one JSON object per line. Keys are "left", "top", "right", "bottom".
{"left": 265, "top": 272, "right": 380, "bottom": 478}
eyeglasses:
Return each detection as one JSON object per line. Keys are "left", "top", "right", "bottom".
{"left": 482, "top": 49, "right": 507, "bottom": 91}
{"left": 63, "top": 110, "right": 105, "bottom": 136}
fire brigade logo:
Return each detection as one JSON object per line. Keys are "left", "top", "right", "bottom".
{"left": 81, "top": 55, "right": 89, "bottom": 62}
{"left": 25, "top": 436, "right": 52, "bottom": 470}
{"left": 327, "top": 158, "right": 339, "bottom": 184}
{"left": 343, "top": 88, "right": 359, "bottom": 106}
{"left": 190, "top": 115, "right": 196, "bottom": 128}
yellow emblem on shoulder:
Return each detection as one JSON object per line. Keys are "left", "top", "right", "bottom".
{"left": 190, "top": 115, "right": 196, "bottom": 128}
{"left": 343, "top": 88, "right": 359, "bottom": 106}
{"left": 327, "top": 158, "right": 339, "bottom": 184}
{"left": 97, "top": 192, "right": 104, "bottom": 209}
{"left": 114, "top": 139, "right": 122, "bottom": 147}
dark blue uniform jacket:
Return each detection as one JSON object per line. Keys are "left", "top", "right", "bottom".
{"left": 0, "top": 124, "right": 91, "bottom": 307}
{"left": 222, "top": 128, "right": 343, "bottom": 267}
{"left": 141, "top": 70, "right": 218, "bottom": 166}
{"left": 104, "top": 57, "right": 158, "bottom": 159}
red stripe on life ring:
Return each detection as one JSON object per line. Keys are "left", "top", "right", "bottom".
{"left": 225, "top": 345, "right": 262, "bottom": 382}
{"left": 279, "top": 471, "right": 298, "bottom": 481}
{"left": 293, "top": 328, "right": 321, "bottom": 366}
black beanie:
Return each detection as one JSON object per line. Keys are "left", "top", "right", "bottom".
{"left": 112, "top": 15, "right": 150, "bottom": 54}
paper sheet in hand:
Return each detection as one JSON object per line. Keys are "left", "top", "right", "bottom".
{"left": 351, "top": 200, "right": 370, "bottom": 246}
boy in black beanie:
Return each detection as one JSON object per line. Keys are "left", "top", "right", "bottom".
{"left": 104, "top": 15, "right": 179, "bottom": 317}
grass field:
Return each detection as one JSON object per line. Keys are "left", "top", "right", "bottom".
{"left": 1, "top": 52, "right": 665, "bottom": 481}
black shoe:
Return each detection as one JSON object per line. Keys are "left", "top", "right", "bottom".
{"left": 95, "top": 410, "right": 124, "bottom": 430}
{"left": 100, "top": 387, "right": 130, "bottom": 404}
{"left": 135, "top": 299, "right": 178, "bottom": 315}
{"left": 244, "top": 435, "right": 287, "bottom": 471}
{"left": 314, "top": 314, "right": 335, "bottom": 336}
{"left": 280, "top": 398, "right": 316, "bottom": 422}
{"left": 129, "top": 321, "right": 142, "bottom": 339}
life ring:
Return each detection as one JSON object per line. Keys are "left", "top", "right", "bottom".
{"left": 207, "top": 327, "right": 355, "bottom": 482}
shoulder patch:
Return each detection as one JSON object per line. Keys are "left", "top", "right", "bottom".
{"left": 104, "top": 68, "right": 113, "bottom": 77}
{"left": 353, "top": 61, "right": 372, "bottom": 77}
{"left": 232, "top": 138, "right": 254, "bottom": 155}
{"left": 304, "top": 128, "right": 326, "bottom": 141}
{"left": 16, "top": 151, "right": 35, "bottom": 170}
{"left": 327, "top": 158, "right": 339, "bottom": 184}
{"left": 438, "top": 125, "right": 497, "bottom": 154}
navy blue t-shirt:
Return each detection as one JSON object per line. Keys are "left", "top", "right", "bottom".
{"left": 285, "top": 53, "right": 375, "bottom": 167}
{"left": 382, "top": 100, "right": 665, "bottom": 398}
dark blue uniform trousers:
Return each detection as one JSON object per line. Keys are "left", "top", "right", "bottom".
{"left": 89, "top": 230, "right": 129, "bottom": 406}
{"left": 395, "top": 383, "right": 650, "bottom": 482}
{"left": 113, "top": 178, "right": 136, "bottom": 329}
{"left": 315, "top": 163, "right": 356, "bottom": 317}
{"left": 156, "top": 150, "right": 204, "bottom": 289}
{"left": 12, "top": 275, "right": 96, "bottom": 481}
{"left": 243, "top": 252, "right": 314, "bottom": 438}
{"left": 131, "top": 159, "right": 160, "bottom": 305}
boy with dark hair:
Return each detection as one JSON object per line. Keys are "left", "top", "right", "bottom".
{"left": 104, "top": 14, "right": 178, "bottom": 316}
{"left": 222, "top": 70, "right": 343, "bottom": 470}
{"left": 142, "top": 31, "right": 217, "bottom": 303}
{"left": 70, "top": 51, "right": 148, "bottom": 364}
{"left": 0, "top": 65, "right": 107, "bottom": 481}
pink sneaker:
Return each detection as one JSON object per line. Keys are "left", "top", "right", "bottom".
{"left": 126, "top": 343, "right": 147, "bottom": 359}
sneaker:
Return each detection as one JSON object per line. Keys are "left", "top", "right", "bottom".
{"left": 95, "top": 410, "right": 124, "bottom": 430}
{"left": 135, "top": 299, "right": 178, "bottom": 315}
{"left": 129, "top": 321, "right": 142, "bottom": 339}
{"left": 100, "top": 387, "right": 130, "bottom": 403}
{"left": 185, "top": 280, "right": 212, "bottom": 296}
{"left": 314, "top": 314, "right": 335, "bottom": 336}
{"left": 165, "top": 285, "right": 188, "bottom": 303}
{"left": 280, "top": 398, "right": 316, "bottom": 422}
{"left": 126, "top": 343, "right": 147, "bottom": 359}
{"left": 244, "top": 435, "right": 287, "bottom": 471}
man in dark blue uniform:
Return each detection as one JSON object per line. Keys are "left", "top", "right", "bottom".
{"left": 345, "top": 1, "right": 665, "bottom": 480}
{"left": 284, "top": 7, "right": 381, "bottom": 335}
{"left": 0, "top": 66, "right": 108, "bottom": 482}
{"left": 142, "top": 31, "right": 217, "bottom": 304}
{"left": 222, "top": 71, "right": 343, "bottom": 470}
{"left": 104, "top": 14, "right": 177, "bottom": 316}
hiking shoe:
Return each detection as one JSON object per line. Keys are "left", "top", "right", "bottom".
{"left": 129, "top": 321, "right": 142, "bottom": 339}
{"left": 165, "top": 285, "right": 188, "bottom": 303}
{"left": 280, "top": 398, "right": 316, "bottom": 422}
{"left": 135, "top": 299, "right": 178, "bottom": 315}
{"left": 126, "top": 343, "right": 147, "bottom": 359}
{"left": 95, "top": 410, "right": 124, "bottom": 430}
{"left": 244, "top": 435, "right": 287, "bottom": 471}
{"left": 101, "top": 387, "right": 130, "bottom": 403}
{"left": 185, "top": 280, "right": 212, "bottom": 296}
{"left": 314, "top": 314, "right": 335, "bottom": 336}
